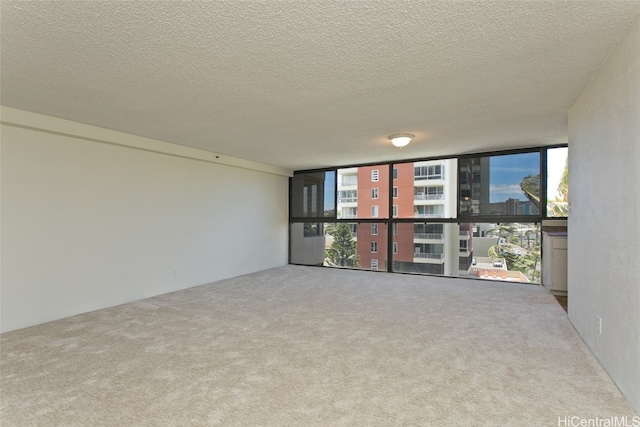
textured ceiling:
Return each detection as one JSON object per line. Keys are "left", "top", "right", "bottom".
{"left": 2, "top": 1, "right": 639, "bottom": 170}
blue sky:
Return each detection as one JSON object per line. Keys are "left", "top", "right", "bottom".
{"left": 489, "top": 153, "right": 540, "bottom": 203}
{"left": 324, "top": 171, "right": 336, "bottom": 210}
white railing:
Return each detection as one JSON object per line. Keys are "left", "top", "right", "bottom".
{"left": 338, "top": 197, "right": 357, "bottom": 203}
{"left": 414, "top": 213, "right": 444, "bottom": 218}
{"left": 414, "top": 233, "right": 444, "bottom": 240}
{"left": 414, "top": 253, "right": 445, "bottom": 259}
{"left": 414, "top": 194, "right": 444, "bottom": 200}
{"left": 459, "top": 230, "right": 470, "bottom": 236}
{"left": 414, "top": 175, "right": 444, "bottom": 181}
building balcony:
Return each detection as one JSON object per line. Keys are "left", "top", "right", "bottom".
{"left": 414, "top": 194, "right": 444, "bottom": 201}
{"left": 338, "top": 197, "right": 357, "bottom": 203}
{"left": 337, "top": 185, "right": 357, "bottom": 191}
{"left": 414, "top": 178, "right": 445, "bottom": 187}
{"left": 337, "top": 201, "right": 357, "bottom": 209}
{"left": 414, "top": 233, "right": 444, "bottom": 241}
{"left": 414, "top": 213, "right": 444, "bottom": 219}
{"left": 413, "top": 194, "right": 445, "bottom": 207}
{"left": 413, "top": 199, "right": 446, "bottom": 207}
{"left": 413, "top": 253, "right": 445, "bottom": 263}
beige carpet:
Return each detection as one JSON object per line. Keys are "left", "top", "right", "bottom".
{"left": 1, "top": 265, "right": 636, "bottom": 426}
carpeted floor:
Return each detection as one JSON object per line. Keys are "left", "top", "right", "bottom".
{"left": 1, "top": 265, "right": 635, "bottom": 426}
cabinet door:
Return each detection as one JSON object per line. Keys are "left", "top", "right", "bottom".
{"left": 552, "top": 247, "right": 568, "bottom": 291}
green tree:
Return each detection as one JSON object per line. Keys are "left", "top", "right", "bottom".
{"left": 526, "top": 250, "right": 541, "bottom": 282}
{"left": 487, "top": 223, "right": 517, "bottom": 242}
{"left": 548, "top": 160, "right": 569, "bottom": 216}
{"left": 489, "top": 242, "right": 541, "bottom": 282}
{"left": 325, "top": 223, "right": 359, "bottom": 267}
{"left": 487, "top": 222, "right": 541, "bottom": 281}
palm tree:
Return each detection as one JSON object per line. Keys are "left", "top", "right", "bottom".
{"left": 548, "top": 160, "right": 569, "bottom": 216}
{"left": 487, "top": 223, "right": 517, "bottom": 243}
{"left": 520, "top": 174, "right": 541, "bottom": 209}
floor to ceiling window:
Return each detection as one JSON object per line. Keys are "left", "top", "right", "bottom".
{"left": 289, "top": 146, "right": 567, "bottom": 284}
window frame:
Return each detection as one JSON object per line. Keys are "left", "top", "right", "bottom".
{"left": 289, "top": 145, "right": 566, "bottom": 275}
{"left": 457, "top": 151, "right": 542, "bottom": 220}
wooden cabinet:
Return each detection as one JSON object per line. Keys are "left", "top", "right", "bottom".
{"left": 542, "top": 232, "right": 568, "bottom": 294}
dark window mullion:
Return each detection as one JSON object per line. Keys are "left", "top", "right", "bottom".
{"left": 540, "top": 147, "right": 548, "bottom": 219}
{"left": 387, "top": 163, "right": 394, "bottom": 272}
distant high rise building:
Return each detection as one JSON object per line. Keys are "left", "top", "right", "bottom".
{"left": 506, "top": 198, "right": 521, "bottom": 215}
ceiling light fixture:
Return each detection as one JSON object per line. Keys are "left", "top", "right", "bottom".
{"left": 388, "top": 133, "right": 414, "bottom": 148}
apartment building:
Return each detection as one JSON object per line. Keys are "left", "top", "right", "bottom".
{"left": 336, "top": 160, "right": 473, "bottom": 276}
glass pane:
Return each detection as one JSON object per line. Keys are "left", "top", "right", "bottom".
{"left": 465, "top": 222, "right": 541, "bottom": 283}
{"left": 394, "top": 159, "right": 458, "bottom": 219}
{"left": 337, "top": 165, "right": 389, "bottom": 219}
{"left": 289, "top": 222, "right": 327, "bottom": 265}
{"left": 291, "top": 171, "right": 336, "bottom": 218}
{"left": 291, "top": 221, "right": 390, "bottom": 272}
{"left": 389, "top": 222, "right": 541, "bottom": 283}
{"left": 355, "top": 222, "right": 388, "bottom": 271}
{"left": 294, "top": 222, "right": 386, "bottom": 271}
{"left": 459, "top": 152, "right": 540, "bottom": 217}
{"left": 303, "top": 222, "right": 322, "bottom": 237}
{"left": 546, "top": 147, "right": 569, "bottom": 217}
{"left": 392, "top": 223, "right": 460, "bottom": 275}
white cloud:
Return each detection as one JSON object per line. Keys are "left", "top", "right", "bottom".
{"left": 489, "top": 184, "right": 523, "bottom": 194}
{"left": 491, "top": 167, "right": 538, "bottom": 174}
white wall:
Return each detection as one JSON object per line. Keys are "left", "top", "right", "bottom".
{"left": 0, "top": 109, "right": 291, "bottom": 333}
{"left": 568, "top": 16, "right": 640, "bottom": 413}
